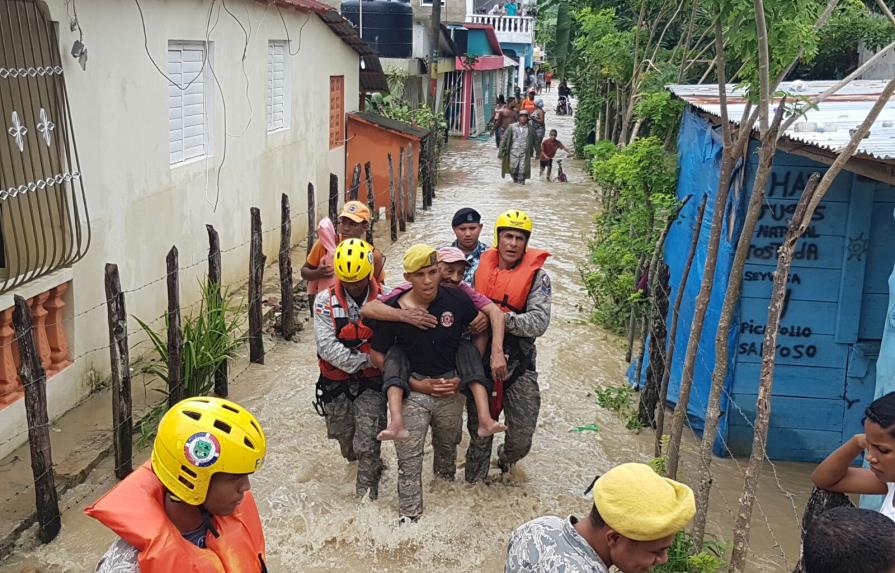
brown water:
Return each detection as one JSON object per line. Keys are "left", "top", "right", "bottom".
{"left": 1, "top": 91, "right": 812, "bottom": 572}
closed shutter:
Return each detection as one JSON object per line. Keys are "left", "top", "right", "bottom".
{"left": 329, "top": 76, "right": 344, "bottom": 149}
{"left": 168, "top": 43, "right": 208, "bottom": 164}
{"left": 267, "top": 41, "right": 288, "bottom": 132}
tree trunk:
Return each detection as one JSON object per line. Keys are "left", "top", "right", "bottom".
{"left": 692, "top": 100, "right": 786, "bottom": 548}
{"left": 656, "top": 194, "right": 708, "bottom": 458}
{"left": 728, "top": 173, "right": 820, "bottom": 572}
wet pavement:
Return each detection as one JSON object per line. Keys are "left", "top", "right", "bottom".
{"left": 1, "top": 90, "right": 813, "bottom": 572}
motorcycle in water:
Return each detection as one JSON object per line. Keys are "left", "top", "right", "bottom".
{"left": 556, "top": 95, "right": 573, "bottom": 116}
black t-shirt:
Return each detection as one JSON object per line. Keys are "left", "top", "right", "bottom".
{"left": 370, "top": 286, "right": 478, "bottom": 376}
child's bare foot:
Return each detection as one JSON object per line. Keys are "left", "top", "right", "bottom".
{"left": 378, "top": 422, "right": 410, "bottom": 441}
{"left": 477, "top": 418, "right": 508, "bottom": 438}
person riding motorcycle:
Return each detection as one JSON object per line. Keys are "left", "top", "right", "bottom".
{"left": 87, "top": 397, "right": 268, "bottom": 572}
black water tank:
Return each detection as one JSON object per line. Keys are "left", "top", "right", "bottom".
{"left": 341, "top": 0, "right": 413, "bottom": 58}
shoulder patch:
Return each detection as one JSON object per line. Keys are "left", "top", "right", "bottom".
{"left": 539, "top": 273, "right": 551, "bottom": 296}
{"left": 314, "top": 301, "right": 331, "bottom": 317}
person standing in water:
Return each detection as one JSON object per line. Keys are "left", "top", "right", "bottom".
{"left": 450, "top": 207, "right": 488, "bottom": 284}
{"left": 812, "top": 391, "right": 895, "bottom": 521}
{"left": 367, "top": 245, "right": 481, "bottom": 521}
{"left": 540, "top": 129, "right": 568, "bottom": 181}
{"left": 500, "top": 110, "right": 534, "bottom": 184}
{"left": 529, "top": 99, "right": 546, "bottom": 159}
{"left": 312, "top": 239, "right": 387, "bottom": 500}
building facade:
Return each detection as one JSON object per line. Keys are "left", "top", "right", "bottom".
{"left": 0, "top": 0, "right": 377, "bottom": 459}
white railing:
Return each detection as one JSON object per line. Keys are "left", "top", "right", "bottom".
{"left": 465, "top": 14, "right": 534, "bottom": 43}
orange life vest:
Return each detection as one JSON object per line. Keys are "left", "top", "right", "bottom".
{"left": 318, "top": 280, "right": 382, "bottom": 381}
{"left": 85, "top": 461, "right": 266, "bottom": 573}
{"left": 474, "top": 247, "right": 550, "bottom": 313}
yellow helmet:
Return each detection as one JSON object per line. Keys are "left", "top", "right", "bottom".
{"left": 493, "top": 209, "right": 533, "bottom": 246}
{"left": 334, "top": 238, "right": 375, "bottom": 283}
{"left": 151, "top": 397, "right": 266, "bottom": 506}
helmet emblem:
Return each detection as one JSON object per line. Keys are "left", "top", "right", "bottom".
{"left": 367, "top": 251, "right": 374, "bottom": 264}
{"left": 184, "top": 432, "right": 221, "bottom": 468}
{"left": 347, "top": 204, "right": 357, "bottom": 212}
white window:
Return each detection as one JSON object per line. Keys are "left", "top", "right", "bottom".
{"left": 267, "top": 41, "right": 290, "bottom": 132}
{"left": 168, "top": 42, "right": 212, "bottom": 165}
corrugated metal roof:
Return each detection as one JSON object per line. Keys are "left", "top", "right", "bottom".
{"left": 349, "top": 111, "right": 431, "bottom": 139}
{"left": 667, "top": 80, "right": 895, "bottom": 160}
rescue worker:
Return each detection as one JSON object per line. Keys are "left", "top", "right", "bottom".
{"left": 87, "top": 397, "right": 267, "bottom": 572}
{"left": 505, "top": 463, "right": 696, "bottom": 572}
{"left": 450, "top": 207, "right": 488, "bottom": 284}
{"left": 500, "top": 110, "right": 535, "bottom": 184}
{"left": 312, "top": 238, "right": 386, "bottom": 499}
{"left": 368, "top": 244, "right": 480, "bottom": 521}
{"left": 466, "top": 209, "right": 551, "bottom": 483}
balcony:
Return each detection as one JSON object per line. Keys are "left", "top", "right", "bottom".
{"left": 465, "top": 14, "right": 534, "bottom": 45}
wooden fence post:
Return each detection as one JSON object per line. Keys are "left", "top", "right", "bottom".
{"left": 349, "top": 163, "right": 361, "bottom": 201}
{"left": 206, "top": 225, "right": 228, "bottom": 397}
{"left": 364, "top": 162, "right": 375, "bottom": 244}
{"left": 306, "top": 182, "right": 316, "bottom": 257}
{"left": 397, "top": 146, "right": 406, "bottom": 232}
{"left": 328, "top": 174, "right": 339, "bottom": 224}
{"left": 249, "top": 208, "right": 266, "bottom": 364}
{"left": 13, "top": 295, "right": 61, "bottom": 543}
{"left": 279, "top": 194, "right": 296, "bottom": 340}
{"left": 166, "top": 246, "right": 183, "bottom": 407}
{"left": 406, "top": 142, "right": 416, "bottom": 222}
{"left": 104, "top": 264, "right": 133, "bottom": 479}
{"left": 387, "top": 152, "right": 398, "bottom": 242}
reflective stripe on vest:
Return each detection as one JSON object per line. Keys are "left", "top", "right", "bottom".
{"left": 84, "top": 461, "right": 265, "bottom": 573}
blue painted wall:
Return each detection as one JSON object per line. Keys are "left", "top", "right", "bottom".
{"left": 649, "top": 109, "right": 895, "bottom": 463}
{"left": 467, "top": 30, "right": 494, "bottom": 56}
{"left": 501, "top": 42, "right": 532, "bottom": 68}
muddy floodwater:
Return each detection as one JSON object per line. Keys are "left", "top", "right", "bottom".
{"left": 1, "top": 91, "right": 814, "bottom": 572}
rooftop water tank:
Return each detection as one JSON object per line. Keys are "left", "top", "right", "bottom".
{"left": 341, "top": 0, "right": 413, "bottom": 59}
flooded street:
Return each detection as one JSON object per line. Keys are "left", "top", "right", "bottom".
{"left": 2, "top": 92, "right": 813, "bottom": 572}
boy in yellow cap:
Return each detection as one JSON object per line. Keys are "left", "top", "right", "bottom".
{"left": 505, "top": 463, "right": 695, "bottom": 573}
{"left": 367, "top": 244, "right": 481, "bottom": 521}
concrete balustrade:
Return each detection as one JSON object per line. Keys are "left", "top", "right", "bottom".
{"left": 0, "top": 282, "right": 72, "bottom": 407}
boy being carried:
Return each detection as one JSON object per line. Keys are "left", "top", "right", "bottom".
{"left": 363, "top": 247, "right": 508, "bottom": 441}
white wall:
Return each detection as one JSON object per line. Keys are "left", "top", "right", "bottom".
{"left": 0, "top": 0, "right": 360, "bottom": 459}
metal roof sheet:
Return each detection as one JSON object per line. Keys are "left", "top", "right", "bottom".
{"left": 667, "top": 80, "right": 895, "bottom": 160}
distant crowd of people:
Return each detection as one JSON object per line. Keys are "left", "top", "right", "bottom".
{"left": 492, "top": 84, "right": 569, "bottom": 184}
{"left": 477, "top": 0, "right": 538, "bottom": 17}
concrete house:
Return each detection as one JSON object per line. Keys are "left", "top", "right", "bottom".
{"left": 635, "top": 81, "right": 895, "bottom": 463}
{"left": 0, "top": 0, "right": 384, "bottom": 459}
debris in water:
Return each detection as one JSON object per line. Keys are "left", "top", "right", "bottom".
{"left": 570, "top": 423, "right": 598, "bottom": 433}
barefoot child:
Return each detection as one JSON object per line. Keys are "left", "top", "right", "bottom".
{"left": 363, "top": 247, "right": 508, "bottom": 441}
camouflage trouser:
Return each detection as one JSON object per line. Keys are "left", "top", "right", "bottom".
{"left": 323, "top": 386, "right": 387, "bottom": 498}
{"left": 394, "top": 390, "right": 465, "bottom": 518}
{"left": 464, "top": 370, "right": 541, "bottom": 483}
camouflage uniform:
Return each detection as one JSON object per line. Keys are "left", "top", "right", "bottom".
{"left": 505, "top": 515, "right": 610, "bottom": 573}
{"left": 314, "top": 288, "right": 387, "bottom": 498}
{"left": 465, "top": 269, "right": 551, "bottom": 483}
{"left": 384, "top": 342, "right": 483, "bottom": 518}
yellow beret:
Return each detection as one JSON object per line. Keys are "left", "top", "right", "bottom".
{"left": 403, "top": 244, "right": 438, "bottom": 274}
{"left": 594, "top": 463, "right": 695, "bottom": 541}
